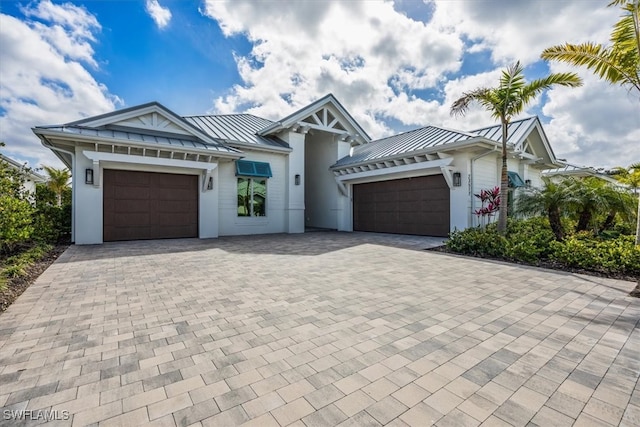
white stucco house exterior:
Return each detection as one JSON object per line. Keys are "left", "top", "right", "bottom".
{"left": 1, "top": 153, "right": 47, "bottom": 196}
{"left": 33, "top": 94, "right": 563, "bottom": 244}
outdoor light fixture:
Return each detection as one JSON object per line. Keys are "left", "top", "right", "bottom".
{"left": 453, "top": 172, "right": 462, "bottom": 187}
{"left": 295, "top": 174, "right": 301, "bottom": 185}
{"left": 85, "top": 168, "right": 94, "bottom": 185}
{"left": 207, "top": 176, "right": 214, "bottom": 190}
{"left": 525, "top": 179, "right": 532, "bottom": 187}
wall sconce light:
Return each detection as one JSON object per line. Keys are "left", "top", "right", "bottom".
{"left": 85, "top": 168, "right": 94, "bottom": 185}
{"left": 206, "top": 176, "right": 214, "bottom": 190}
{"left": 525, "top": 179, "right": 531, "bottom": 187}
{"left": 453, "top": 172, "right": 462, "bottom": 187}
{"left": 295, "top": 174, "right": 301, "bottom": 186}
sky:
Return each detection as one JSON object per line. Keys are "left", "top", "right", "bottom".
{"left": 0, "top": 0, "right": 638, "bottom": 173}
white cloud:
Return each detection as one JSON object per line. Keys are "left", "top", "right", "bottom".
{"left": 203, "top": 0, "right": 638, "bottom": 169}
{"left": 202, "top": 0, "right": 464, "bottom": 136}
{"left": 0, "top": 1, "right": 120, "bottom": 169}
{"left": 145, "top": 0, "right": 172, "bottom": 30}
{"left": 429, "top": 0, "right": 617, "bottom": 64}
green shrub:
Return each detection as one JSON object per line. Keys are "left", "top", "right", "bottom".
{"left": 0, "top": 195, "right": 35, "bottom": 253}
{"left": 446, "top": 216, "right": 639, "bottom": 278}
{"left": 0, "top": 243, "right": 53, "bottom": 291}
{"left": 3, "top": 263, "right": 27, "bottom": 278}
{"left": 503, "top": 217, "right": 556, "bottom": 263}
{"left": 551, "top": 234, "right": 640, "bottom": 276}
{"left": 447, "top": 224, "right": 507, "bottom": 258}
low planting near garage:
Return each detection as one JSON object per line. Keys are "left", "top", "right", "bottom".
{"left": 0, "top": 154, "right": 70, "bottom": 310}
{"left": 446, "top": 179, "right": 640, "bottom": 281}
{"left": 447, "top": 218, "right": 640, "bottom": 279}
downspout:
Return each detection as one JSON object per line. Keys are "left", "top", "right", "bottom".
{"left": 41, "top": 140, "right": 76, "bottom": 243}
{"left": 469, "top": 147, "right": 499, "bottom": 227}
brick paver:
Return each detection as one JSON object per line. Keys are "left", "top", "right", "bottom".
{"left": 0, "top": 232, "right": 638, "bottom": 426}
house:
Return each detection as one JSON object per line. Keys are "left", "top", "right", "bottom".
{"left": 0, "top": 153, "right": 47, "bottom": 195}
{"left": 543, "top": 163, "right": 623, "bottom": 186}
{"left": 33, "top": 94, "right": 561, "bottom": 244}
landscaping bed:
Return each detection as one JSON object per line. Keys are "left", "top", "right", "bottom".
{"left": 0, "top": 241, "right": 69, "bottom": 313}
{"left": 437, "top": 217, "right": 640, "bottom": 283}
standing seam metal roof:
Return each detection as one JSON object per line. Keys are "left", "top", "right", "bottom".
{"left": 34, "top": 126, "right": 240, "bottom": 154}
{"left": 470, "top": 117, "right": 537, "bottom": 145}
{"left": 332, "top": 125, "right": 477, "bottom": 168}
{"left": 184, "top": 114, "right": 289, "bottom": 149}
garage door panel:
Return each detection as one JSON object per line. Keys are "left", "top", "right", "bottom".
{"left": 353, "top": 175, "right": 450, "bottom": 237}
{"left": 103, "top": 170, "right": 198, "bottom": 242}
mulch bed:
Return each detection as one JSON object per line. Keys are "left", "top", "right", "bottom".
{"left": 0, "top": 242, "right": 70, "bottom": 313}
{"left": 428, "top": 245, "right": 640, "bottom": 284}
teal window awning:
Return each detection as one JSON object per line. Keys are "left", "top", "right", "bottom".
{"left": 507, "top": 171, "right": 526, "bottom": 188}
{"left": 236, "top": 160, "right": 272, "bottom": 178}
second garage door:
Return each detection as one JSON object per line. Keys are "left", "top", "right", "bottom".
{"left": 353, "top": 175, "right": 450, "bottom": 237}
{"left": 103, "top": 170, "right": 198, "bottom": 242}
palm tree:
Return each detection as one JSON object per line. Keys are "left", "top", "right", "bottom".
{"left": 541, "top": 0, "right": 640, "bottom": 247}
{"left": 567, "top": 177, "right": 636, "bottom": 232}
{"left": 450, "top": 62, "right": 582, "bottom": 234}
{"left": 42, "top": 166, "right": 70, "bottom": 207}
{"left": 515, "top": 177, "right": 576, "bottom": 241}
{"left": 541, "top": 0, "right": 639, "bottom": 94}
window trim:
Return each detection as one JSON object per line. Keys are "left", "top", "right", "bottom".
{"left": 237, "top": 176, "right": 267, "bottom": 217}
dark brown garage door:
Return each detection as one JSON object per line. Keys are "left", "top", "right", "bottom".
{"left": 353, "top": 175, "right": 450, "bottom": 237}
{"left": 103, "top": 170, "right": 198, "bottom": 242}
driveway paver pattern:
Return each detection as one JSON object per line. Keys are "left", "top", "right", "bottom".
{"left": 0, "top": 232, "right": 638, "bottom": 426}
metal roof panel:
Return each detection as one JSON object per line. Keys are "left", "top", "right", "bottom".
{"left": 183, "top": 114, "right": 289, "bottom": 149}
{"left": 333, "top": 125, "right": 476, "bottom": 168}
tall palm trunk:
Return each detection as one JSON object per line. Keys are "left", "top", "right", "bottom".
{"left": 497, "top": 119, "right": 509, "bottom": 234}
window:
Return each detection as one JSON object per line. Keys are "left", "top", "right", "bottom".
{"left": 237, "top": 177, "right": 267, "bottom": 217}
{"left": 507, "top": 171, "right": 526, "bottom": 188}
{"left": 235, "top": 160, "right": 271, "bottom": 217}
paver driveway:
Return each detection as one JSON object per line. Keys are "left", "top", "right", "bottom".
{"left": 0, "top": 232, "right": 638, "bottom": 427}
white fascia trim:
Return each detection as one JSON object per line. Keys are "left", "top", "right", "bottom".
{"left": 336, "top": 157, "right": 453, "bottom": 183}
{"left": 83, "top": 150, "right": 218, "bottom": 188}
{"left": 83, "top": 150, "right": 219, "bottom": 170}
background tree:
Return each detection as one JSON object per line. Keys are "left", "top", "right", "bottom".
{"left": 451, "top": 62, "right": 582, "bottom": 233}
{"left": 42, "top": 166, "right": 70, "bottom": 207}
{"left": 609, "top": 163, "right": 640, "bottom": 193}
{"left": 541, "top": 0, "right": 640, "bottom": 246}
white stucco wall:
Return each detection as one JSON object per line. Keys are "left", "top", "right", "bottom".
{"left": 218, "top": 150, "right": 287, "bottom": 236}
{"left": 73, "top": 148, "right": 220, "bottom": 244}
{"left": 525, "top": 166, "right": 545, "bottom": 188}
{"left": 304, "top": 133, "right": 340, "bottom": 230}
{"left": 449, "top": 153, "right": 470, "bottom": 232}
{"left": 280, "top": 131, "right": 306, "bottom": 233}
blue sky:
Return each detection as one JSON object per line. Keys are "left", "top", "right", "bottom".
{"left": 1, "top": 0, "right": 638, "bottom": 171}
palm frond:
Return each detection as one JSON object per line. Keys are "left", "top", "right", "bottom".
{"left": 450, "top": 88, "right": 492, "bottom": 117}
{"left": 541, "top": 42, "right": 640, "bottom": 91}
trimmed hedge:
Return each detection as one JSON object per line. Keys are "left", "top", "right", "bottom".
{"left": 446, "top": 217, "right": 639, "bottom": 278}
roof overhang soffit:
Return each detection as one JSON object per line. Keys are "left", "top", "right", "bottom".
{"left": 333, "top": 157, "right": 454, "bottom": 196}
{"left": 34, "top": 128, "right": 242, "bottom": 161}
{"left": 82, "top": 150, "right": 219, "bottom": 191}
{"left": 331, "top": 138, "right": 497, "bottom": 173}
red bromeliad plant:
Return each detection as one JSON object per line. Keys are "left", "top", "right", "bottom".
{"left": 474, "top": 186, "right": 501, "bottom": 226}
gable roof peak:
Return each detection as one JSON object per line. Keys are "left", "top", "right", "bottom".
{"left": 257, "top": 93, "right": 371, "bottom": 143}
